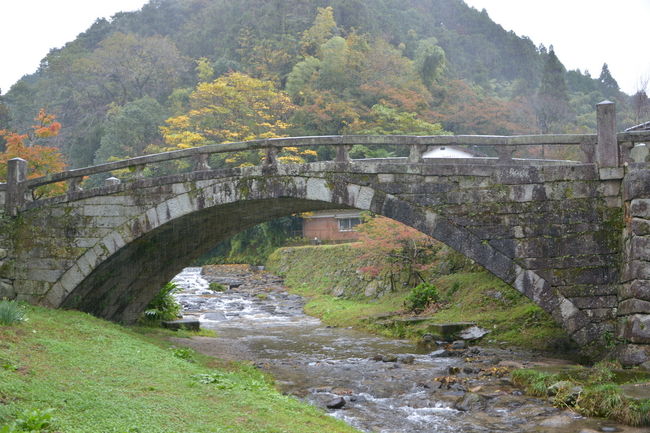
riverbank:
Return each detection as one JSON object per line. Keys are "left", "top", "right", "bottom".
{"left": 266, "top": 244, "right": 572, "bottom": 354}
{"left": 264, "top": 244, "right": 650, "bottom": 427}
{"left": 190, "top": 265, "right": 649, "bottom": 431}
{"left": 0, "top": 305, "right": 361, "bottom": 433}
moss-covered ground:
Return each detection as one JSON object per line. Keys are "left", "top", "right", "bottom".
{"left": 267, "top": 244, "right": 572, "bottom": 353}
{"left": 0, "top": 305, "right": 361, "bottom": 433}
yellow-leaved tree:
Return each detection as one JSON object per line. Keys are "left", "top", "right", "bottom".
{"left": 157, "top": 72, "right": 314, "bottom": 167}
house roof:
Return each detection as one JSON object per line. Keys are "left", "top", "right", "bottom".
{"left": 625, "top": 121, "right": 650, "bottom": 132}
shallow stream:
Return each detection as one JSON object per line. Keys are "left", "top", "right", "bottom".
{"left": 171, "top": 267, "right": 642, "bottom": 433}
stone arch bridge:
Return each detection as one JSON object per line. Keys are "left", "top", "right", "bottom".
{"left": 1, "top": 102, "right": 650, "bottom": 364}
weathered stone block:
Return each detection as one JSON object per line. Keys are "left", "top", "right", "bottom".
{"left": 604, "top": 196, "right": 622, "bottom": 208}
{"left": 623, "top": 169, "right": 650, "bottom": 200}
{"left": 630, "top": 199, "right": 650, "bottom": 218}
{"left": 571, "top": 296, "right": 617, "bottom": 309}
{"left": 58, "top": 264, "right": 85, "bottom": 295}
{"left": 102, "top": 231, "right": 126, "bottom": 256}
{"left": 631, "top": 236, "right": 650, "bottom": 260}
{"left": 43, "top": 282, "right": 66, "bottom": 308}
{"left": 558, "top": 284, "right": 618, "bottom": 298}
{"left": 571, "top": 322, "right": 615, "bottom": 347}
{"left": 92, "top": 216, "right": 128, "bottom": 228}
{"left": 598, "top": 179, "right": 621, "bottom": 197}
{"left": 0, "top": 278, "right": 15, "bottom": 299}
{"left": 618, "top": 299, "right": 650, "bottom": 315}
{"left": 23, "top": 268, "right": 64, "bottom": 283}
{"left": 599, "top": 167, "right": 625, "bottom": 180}
{"left": 83, "top": 204, "right": 128, "bottom": 217}
{"left": 631, "top": 218, "right": 650, "bottom": 236}
{"left": 622, "top": 260, "right": 650, "bottom": 282}
{"left": 541, "top": 165, "right": 598, "bottom": 182}
{"left": 167, "top": 194, "right": 194, "bottom": 220}
{"left": 620, "top": 280, "right": 650, "bottom": 301}
{"left": 15, "top": 279, "right": 51, "bottom": 296}
{"left": 583, "top": 308, "right": 616, "bottom": 322}
{"left": 618, "top": 314, "right": 650, "bottom": 344}
{"left": 615, "top": 343, "right": 650, "bottom": 366}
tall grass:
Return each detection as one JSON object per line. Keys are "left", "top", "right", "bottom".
{"left": 0, "top": 300, "right": 25, "bottom": 326}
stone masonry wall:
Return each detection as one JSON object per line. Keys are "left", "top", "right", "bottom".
{"left": 619, "top": 169, "right": 650, "bottom": 366}
{"left": 0, "top": 190, "right": 15, "bottom": 300}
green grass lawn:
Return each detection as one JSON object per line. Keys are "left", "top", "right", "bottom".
{"left": 0, "top": 306, "right": 360, "bottom": 433}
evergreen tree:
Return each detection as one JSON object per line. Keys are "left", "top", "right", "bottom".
{"left": 599, "top": 63, "right": 619, "bottom": 93}
{"left": 0, "top": 90, "right": 11, "bottom": 151}
{"left": 414, "top": 38, "right": 446, "bottom": 88}
{"left": 535, "top": 48, "right": 571, "bottom": 133}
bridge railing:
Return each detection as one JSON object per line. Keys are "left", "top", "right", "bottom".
{"left": 1, "top": 101, "right": 649, "bottom": 216}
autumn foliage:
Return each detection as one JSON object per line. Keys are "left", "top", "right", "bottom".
{"left": 0, "top": 109, "right": 66, "bottom": 196}
{"left": 157, "top": 72, "right": 315, "bottom": 167}
{"left": 354, "top": 215, "right": 439, "bottom": 290}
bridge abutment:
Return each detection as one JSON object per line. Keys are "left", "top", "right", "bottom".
{"left": 618, "top": 168, "right": 650, "bottom": 366}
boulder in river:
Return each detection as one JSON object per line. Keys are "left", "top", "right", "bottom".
{"left": 202, "top": 311, "right": 227, "bottom": 321}
{"left": 430, "top": 349, "right": 453, "bottom": 357}
{"left": 458, "top": 326, "right": 489, "bottom": 341}
{"left": 453, "top": 392, "right": 486, "bottom": 411}
{"left": 326, "top": 396, "right": 346, "bottom": 409}
{"left": 538, "top": 414, "right": 574, "bottom": 428}
{"left": 450, "top": 340, "right": 467, "bottom": 350}
{"left": 398, "top": 354, "right": 415, "bottom": 364}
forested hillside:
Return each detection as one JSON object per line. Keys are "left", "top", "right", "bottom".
{"left": 1, "top": 0, "right": 647, "bottom": 171}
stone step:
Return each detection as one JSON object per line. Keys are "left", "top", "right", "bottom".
{"left": 162, "top": 318, "right": 200, "bottom": 331}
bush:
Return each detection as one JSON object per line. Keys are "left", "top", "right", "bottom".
{"left": 0, "top": 408, "right": 55, "bottom": 432}
{"left": 141, "top": 282, "right": 181, "bottom": 322}
{"left": 208, "top": 282, "right": 226, "bottom": 292}
{"left": 169, "top": 347, "right": 195, "bottom": 361}
{"left": 0, "top": 300, "right": 25, "bottom": 326}
{"left": 404, "top": 283, "right": 439, "bottom": 312}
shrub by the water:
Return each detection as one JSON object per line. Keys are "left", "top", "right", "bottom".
{"left": 404, "top": 283, "right": 439, "bottom": 312}
{"left": 141, "top": 282, "right": 181, "bottom": 322}
{"left": 208, "top": 282, "right": 227, "bottom": 292}
{"left": 0, "top": 300, "right": 25, "bottom": 326}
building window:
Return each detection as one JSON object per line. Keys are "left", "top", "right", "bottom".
{"left": 338, "top": 217, "right": 361, "bottom": 232}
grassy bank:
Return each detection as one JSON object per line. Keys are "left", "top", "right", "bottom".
{"left": 0, "top": 305, "right": 360, "bottom": 433}
{"left": 267, "top": 244, "right": 571, "bottom": 352}
{"left": 512, "top": 363, "right": 650, "bottom": 426}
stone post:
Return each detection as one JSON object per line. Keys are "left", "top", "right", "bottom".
{"left": 596, "top": 101, "right": 619, "bottom": 168}
{"left": 6, "top": 158, "right": 27, "bottom": 217}
{"left": 335, "top": 145, "right": 351, "bottom": 163}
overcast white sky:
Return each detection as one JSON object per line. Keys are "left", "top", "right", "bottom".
{"left": 463, "top": 0, "right": 650, "bottom": 95}
{"left": 1, "top": 0, "right": 648, "bottom": 95}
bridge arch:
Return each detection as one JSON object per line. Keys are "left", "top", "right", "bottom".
{"left": 37, "top": 167, "right": 589, "bottom": 346}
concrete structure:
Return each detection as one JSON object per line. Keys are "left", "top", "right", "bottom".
{"left": 1, "top": 102, "right": 650, "bottom": 364}
{"left": 302, "top": 210, "right": 362, "bottom": 241}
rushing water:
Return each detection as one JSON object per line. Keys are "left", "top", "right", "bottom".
{"left": 171, "top": 267, "right": 639, "bottom": 433}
